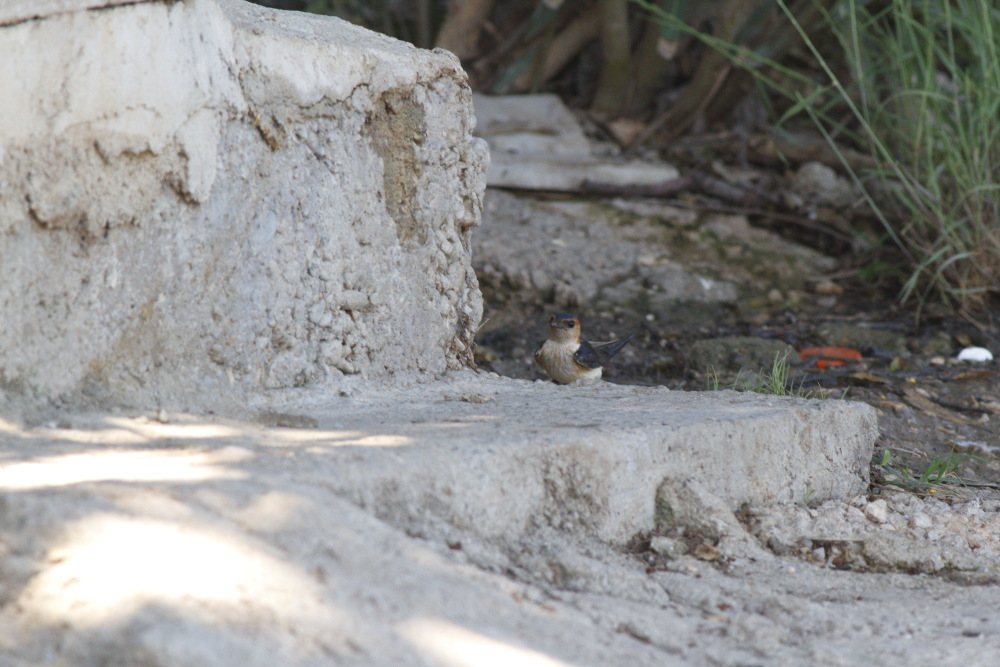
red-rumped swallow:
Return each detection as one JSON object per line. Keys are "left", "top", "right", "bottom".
{"left": 534, "top": 313, "right": 635, "bottom": 384}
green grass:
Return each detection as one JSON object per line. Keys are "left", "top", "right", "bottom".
{"left": 707, "top": 352, "right": 814, "bottom": 398}
{"left": 633, "top": 0, "right": 1000, "bottom": 315}
{"left": 788, "top": 0, "right": 1000, "bottom": 314}
{"left": 734, "top": 352, "right": 812, "bottom": 397}
{"left": 706, "top": 366, "right": 721, "bottom": 391}
{"left": 875, "top": 448, "right": 985, "bottom": 492}
{"left": 733, "top": 354, "right": 812, "bottom": 398}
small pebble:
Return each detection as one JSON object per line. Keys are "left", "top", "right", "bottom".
{"left": 863, "top": 499, "right": 889, "bottom": 524}
{"left": 650, "top": 536, "right": 683, "bottom": 558}
{"left": 816, "top": 296, "right": 838, "bottom": 309}
{"left": 454, "top": 393, "right": 493, "bottom": 404}
{"left": 693, "top": 544, "right": 722, "bottom": 561}
{"left": 961, "top": 502, "right": 984, "bottom": 518}
{"left": 909, "top": 512, "right": 932, "bottom": 529}
{"left": 941, "top": 535, "right": 967, "bottom": 550}
{"left": 924, "top": 498, "right": 949, "bottom": 514}
{"left": 814, "top": 279, "right": 844, "bottom": 295}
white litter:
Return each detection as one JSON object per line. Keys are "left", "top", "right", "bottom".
{"left": 957, "top": 346, "right": 994, "bottom": 362}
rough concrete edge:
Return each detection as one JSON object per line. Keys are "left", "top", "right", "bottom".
{"left": 301, "top": 384, "right": 878, "bottom": 546}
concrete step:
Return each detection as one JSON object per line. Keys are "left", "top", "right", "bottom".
{"left": 3, "top": 372, "right": 877, "bottom": 546}
{"left": 0, "top": 371, "right": 879, "bottom": 666}
{"left": 280, "top": 372, "right": 876, "bottom": 543}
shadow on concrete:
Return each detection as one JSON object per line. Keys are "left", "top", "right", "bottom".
{"left": 0, "top": 408, "right": 589, "bottom": 665}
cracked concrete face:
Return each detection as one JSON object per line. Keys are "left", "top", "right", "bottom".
{"left": 0, "top": 0, "right": 488, "bottom": 418}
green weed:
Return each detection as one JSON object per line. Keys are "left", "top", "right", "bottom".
{"left": 633, "top": 0, "right": 1000, "bottom": 315}
{"left": 876, "top": 448, "right": 985, "bottom": 492}
{"left": 790, "top": 0, "right": 1000, "bottom": 314}
{"left": 733, "top": 352, "right": 812, "bottom": 398}
{"left": 704, "top": 352, "right": 820, "bottom": 398}
{"left": 706, "top": 366, "right": 721, "bottom": 391}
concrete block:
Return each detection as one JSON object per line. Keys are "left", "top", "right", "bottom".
{"left": 0, "top": 0, "right": 487, "bottom": 418}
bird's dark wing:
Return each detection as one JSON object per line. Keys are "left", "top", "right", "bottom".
{"left": 595, "top": 333, "right": 635, "bottom": 360}
{"left": 573, "top": 340, "right": 603, "bottom": 369}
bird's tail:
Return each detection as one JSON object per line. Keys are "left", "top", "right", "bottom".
{"left": 597, "top": 333, "right": 635, "bottom": 359}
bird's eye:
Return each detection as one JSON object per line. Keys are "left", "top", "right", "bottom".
{"left": 567, "top": 321, "right": 575, "bottom": 328}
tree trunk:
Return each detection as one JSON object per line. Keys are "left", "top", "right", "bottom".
{"left": 435, "top": 0, "right": 497, "bottom": 59}
{"left": 590, "top": 0, "right": 632, "bottom": 116}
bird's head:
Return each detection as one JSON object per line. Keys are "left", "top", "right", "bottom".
{"left": 548, "top": 313, "right": 581, "bottom": 343}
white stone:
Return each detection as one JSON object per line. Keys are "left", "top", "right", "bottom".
{"left": 864, "top": 499, "right": 889, "bottom": 524}
{"left": 791, "top": 161, "right": 855, "bottom": 208}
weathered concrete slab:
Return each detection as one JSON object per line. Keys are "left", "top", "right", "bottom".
{"left": 473, "top": 93, "right": 680, "bottom": 191}
{"left": 22, "top": 373, "right": 1000, "bottom": 667}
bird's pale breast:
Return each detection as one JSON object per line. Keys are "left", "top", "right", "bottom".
{"left": 536, "top": 340, "right": 603, "bottom": 384}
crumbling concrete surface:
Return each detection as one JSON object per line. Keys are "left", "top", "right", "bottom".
{"left": 4, "top": 374, "right": 1000, "bottom": 665}
{"left": 0, "top": 0, "right": 487, "bottom": 419}
{"left": 0, "top": 372, "right": 890, "bottom": 666}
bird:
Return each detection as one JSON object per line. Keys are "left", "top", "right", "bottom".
{"left": 534, "top": 313, "right": 635, "bottom": 384}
